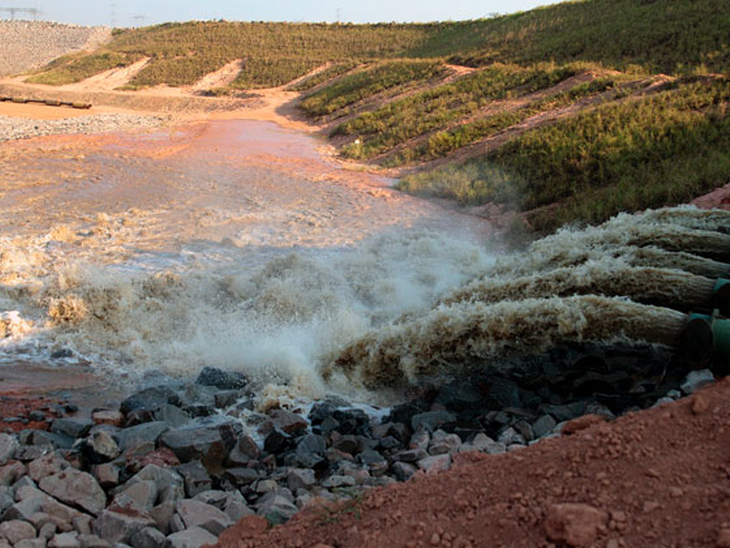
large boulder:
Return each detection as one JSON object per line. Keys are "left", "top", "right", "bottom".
{"left": 39, "top": 469, "right": 106, "bottom": 516}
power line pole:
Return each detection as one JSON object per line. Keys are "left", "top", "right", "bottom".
{"left": 336, "top": 8, "right": 342, "bottom": 23}
{"left": 110, "top": 2, "right": 116, "bottom": 27}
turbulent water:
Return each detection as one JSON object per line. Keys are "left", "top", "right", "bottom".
{"left": 1, "top": 120, "right": 729, "bottom": 404}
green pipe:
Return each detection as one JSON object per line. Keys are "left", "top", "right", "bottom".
{"left": 713, "top": 278, "right": 730, "bottom": 315}
{"left": 688, "top": 311, "right": 730, "bottom": 358}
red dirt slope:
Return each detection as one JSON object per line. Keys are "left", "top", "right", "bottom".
{"left": 217, "top": 378, "right": 730, "bottom": 548}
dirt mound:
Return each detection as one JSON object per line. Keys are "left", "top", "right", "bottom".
{"left": 217, "top": 378, "right": 730, "bottom": 548}
{"left": 0, "top": 20, "right": 111, "bottom": 77}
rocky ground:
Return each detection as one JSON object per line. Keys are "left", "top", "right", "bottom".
{"left": 0, "top": 343, "right": 722, "bottom": 547}
{"left": 0, "top": 21, "right": 110, "bottom": 78}
{"left": 0, "top": 113, "right": 171, "bottom": 142}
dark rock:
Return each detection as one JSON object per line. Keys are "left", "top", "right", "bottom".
{"left": 158, "top": 417, "right": 235, "bottom": 469}
{"left": 117, "top": 422, "right": 170, "bottom": 451}
{"left": 377, "top": 436, "right": 401, "bottom": 451}
{"left": 263, "top": 427, "right": 291, "bottom": 455}
{"left": 23, "top": 430, "right": 74, "bottom": 450}
{"left": 226, "top": 435, "right": 259, "bottom": 467}
{"left": 332, "top": 409, "right": 369, "bottom": 436}
{"left": 129, "top": 526, "right": 166, "bottom": 548}
{"left": 434, "top": 381, "right": 485, "bottom": 412}
{"left": 540, "top": 401, "right": 586, "bottom": 422}
{"left": 308, "top": 403, "right": 336, "bottom": 425}
{"left": 314, "top": 416, "right": 340, "bottom": 436}
{"left": 264, "top": 410, "right": 308, "bottom": 435}
{"left": 224, "top": 468, "right": 259, "bottom": 487}
{"left": 286, "top": 468, "right": 316, "bottom": 492}
{"left": 410, "top": 411, "right": 456, "bottom": 433}
{"left": 195, "top": 367, "right": 248, "bottom": 390}
{"left": 332, "top": 435, "right": 358, "bottom": 455}
{"left": 358, "top": 449, "right": 388, "bottom": 476}
{"left": 392, "top": 461, "right": 417, "bottom": 481}
{"left": 214, "top": 391, "right": 241, "bottom": 409}
{"left": 291, "top": 434, "right": 327, "bottom": 468}
{"left": 532, "top": 415, "right": 557, "bottom": 438}
{"left": 120, "top": 387, "right": 181, "bottom": 416}
{"left": 14, "top": 445, "right": 54, "bottom": 462}
{"left": 486, "top": 376, "right": 523, "bottom": 409}
{"left": 82, "top": 431, "right": 121, "bottom": 464}
{"left": 175, "top": 461, "right": 212, "bottom": 498}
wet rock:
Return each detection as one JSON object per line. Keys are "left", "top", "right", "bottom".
{"left": 309, "top": 402, "right": 336, "bottom": 425}
{"left": 263, "top": 427, "right": 291, "bottom": 455}
{"left": 264, "top": 410, "right": 308, "bottom": 435}
{"left": 82, "top": 431, "right": 120, "bottom": 464}
{"left": 39, "top": 469, "right": 106, "bottom": 515}
{"left": 287, "top": 468, "right": 316, "bottom": 492}
{"left": 0, "top": 520, "right": 37, "bottom": 544}
{"left": 196, "top": 367, "right": 248, "bottom": 390}
{"left": 434, "top": 381, "right": 484, "bottom": 412}
{"left": 116, "top": 422, "right": 170, "bottom": 451}
{"left": 176, "top": 461, "right": 212, "bottom": 498}
{"left": 129, "top": 527, "right": 165, "bottom": 548}
{"left": 332, "top": 409, "right": 369, "bottom": 436}
{"left": 176, "top": 499, "right": 232, "bottom": 535}
{"left": 532, "top": 415, "right": 557, "bottom": 438}
{"left": 163, "top": 526, "right": 217, "bottom": 548}
{"left": 0, "top": 433, "right": 19, "bottom": 465}
{"left": 680, "top": 369, "right": 715, "bottom": 394}
{"left": 256, "top": 495, "right": 298, "bottom": 525}
{"left": 411, "top": 411, "right": 456, "bottom": 433}
{"left": 120, "top": 387, "right": 181, "bottom": 416}
{"left": 213, "top": 391, "right": 240, "bottom": 409}
{"left": 486, "top": 377, "right": 523, "bottom": 408}
{"left": 52, "top": 418, "right": 94, "bottom": 440}
{"left": 544, "top": 503, "right": 608, "bottom": 547}
{"left": 48, "top": 532, "right": 81, "bottom": 548}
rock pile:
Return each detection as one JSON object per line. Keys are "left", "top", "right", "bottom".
{"left": 0, "top": 21, "right": 111, "bottom": 77}
{"left": 0, "top": 347, "right": 719, "bottom": 547}
{"left": 0, "top": 114, "right": 171, "bottom": 142}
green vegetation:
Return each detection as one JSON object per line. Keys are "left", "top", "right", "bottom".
{"left": 399, "top": 78, "right": 730, "bottom": 230}
{"left": 298, "top": 60, "right": 447, "bottom": 117}
{"left": 26, "top": 51, "right": 140, "bottom": 86}
{"left": 289, "top": 62, "right": 360, "bottom": 91}
{"left": 30, "top": 21, "right": 439, "bottom": 89}
{"left": 335, "top": 63, "right": 580, "bottom": 159}
{"left": 408, "top": 0, "right": 730, "bottom": 75}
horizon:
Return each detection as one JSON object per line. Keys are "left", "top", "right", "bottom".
{"left": 0, "top": 0, "right": 562, "bottom": 28}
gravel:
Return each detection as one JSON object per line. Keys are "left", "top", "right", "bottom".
{"left": 0, "top": 20, "right": 111, "bottom": 77}
{"left": 0, "top": 113, "right": 171, "bottom": 141}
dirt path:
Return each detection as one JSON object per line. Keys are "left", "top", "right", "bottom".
{"left": 217, "top": 378, "right": 730, "bottom": 548}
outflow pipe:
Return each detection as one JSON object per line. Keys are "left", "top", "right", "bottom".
{"left": 682, "top": 310, "right": 730, "bottom": 363}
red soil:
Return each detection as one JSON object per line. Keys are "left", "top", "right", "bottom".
{"left": 216, "top": 378, "right": 730, "bottom": 548}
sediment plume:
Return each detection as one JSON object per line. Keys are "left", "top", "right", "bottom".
{"left": 327, "top": 296, "right": 687, "bottom": 389}
{"left": 444, "top": 264, "right": 718, "bottom": 313}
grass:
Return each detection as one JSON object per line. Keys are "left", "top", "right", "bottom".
{"left": 335, "top": 63, "right": 580, "bottom": 159}
{"left": 288, "top": 62, "right": 361, "bottom": 91}
{"left": 298, "top": 60, "right": 447, "bottom": 117}
{"left": 398, "top": 77, "right": 730, "bottom": 230}
{"left": 26, "top": 51, "right": 140, "bottom": 86}
{"left": 408, "top": 0, "right": 730, "bottom": 75}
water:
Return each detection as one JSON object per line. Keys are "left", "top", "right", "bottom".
{"left": 2, "top": 121, "right": 729, "bottom": 404}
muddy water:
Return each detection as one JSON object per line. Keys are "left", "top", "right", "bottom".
{"left": 0, "top": 119, "right": 493, "bottom": 403}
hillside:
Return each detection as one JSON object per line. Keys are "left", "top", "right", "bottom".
{"left": 15, "top": 0, "right": 730, "bottom": 232}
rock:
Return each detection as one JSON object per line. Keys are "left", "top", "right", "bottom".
{"left": 409, "top": 429, "right": 430, "bottom": 451}
{"left": 287, "top": 468, "right": 316, "bottom": 492}
{"left": 29, "top": 453, "right": 69, "bottom": 482}
{"left": 0, "top": 433, "right": 19, "bottom": 465}
{"left": 52, "top": 418, "right": 94, "bottom": 440}
{"left": 213, "top": 391, "right": 240, "bottom": 409}
{"left": 176, "top": 499, "right": 232, "bottom": 535}
{"left": 48, "top": 532, "right": 81, "bottom": 548}
{"left": 255, "top": 479, "right": 279, "bottom": 494}
{"left": 410, "top": 411, "right": 456, "bottom": 433}
{"left": 39, "top": 469, "right": 107, "bottom": 515}
{"left": 680, "top": 369, "right": 715, "bottom": 394}
{"left": 224, "top": 500, "right": 254, "bottom": 522}
{"left": 434, "top": 381, "right": 484, "bottom": 411}
{"left": 91, "top": 410, "right": 124, "bottom": 428}
{"left": 265, "top": 410, "right": 308, "bottom": 435}
{"left": 263, "top": 427, "right": 292, "bottom": 454}
{"left": 149, "top": 502, "right": 176, "bottom": 535}
{"left": 83, "top": 431, "right": 120, "bottom": 464}
{"left": 417, "top": 454, "right": 452, "bottom": 474}
{"left": 562, "top": 414, "right": 607, "bottom": 436}
{"left": 196, "top": 367, "right": 248, "bottom": 390}
{"left": 532, "top": 415, "right": 558, "bottom": 438}
{"left": 78, "top": 534, "right": 109, "bottom": 548}
{"left": 143, "top": 405, "right": 190, "bottom": 429}
{"left": 116, "top": 422, "right": 170, "bottom": 451}
{"left": 40, "top": 522, "right": 58, "bottom": 539}
{"left": 321, "top": 475, "right": 356, "bottom": 488}
{"left": 256, "top": 495, "right": 299, "bottom": 525}
{"left": 92, "top": 463, "right": 119, "bottom": 490}
{"left": 428, "top": 431, "right": 461, "bottom": 455}
{"left": 129, "top": 527, "right": 166, "bottom": 548}
{"left": 15, "top": 540, "right": 46, "bottom": 548}
{"left": 114, "top": 480, "right": 158, "bottom": 511}
{"left": 24, "top": 430, "right": 75, "bottom": 449}
{"left": 0, "top": 520, "right": 37, "bottom": 544}
{"left": 358, "top": 450, "right": 388, "bottom": 476}
{"left": 332, "top": 435, "right": 359, "bottom": 455}
{"left": 224, "top": 467, "right": 259, "bottom": 487}
{"left": 0, "top": 487, "right": 13, "bottom": 513}
{"left": 14, "top": 445, "right": 54, "bottom": 462}
{"left": 192, "top": 490, "right": 228, "bottom": 509}
{"left": 226, "top": 435, "right": 259, "bottom": 467}
{"left": 73, "top": 516, "right": 93, "bottom": 535}
{"left": 544, "top": 503, "right": 609, "bottom": 547}
{"left": 120, "top": 387, "right": 181, "bottom": 416}
{"left": 392, "top": 461, "right": 418, "bottom": 481}
{"left": 158, "top": 418, "right": 233, "bottom": 468}
{"left": 292, "top": 434, "right": 327, "bottom": 468}
{"left": 497, "top": 427, "right": 525, "bottom": 446}
{"left": 92, "top": 499, "right": 156, "bottom": 544}
{"left": 0, "top": 462, "right": 26, "bottom": 488}
{"left": 175, "top": 462, "right": 211, "bottom": 498}
{"left": 163, "top": 526, "right": 217, "bottom": 548}
{"left": 541, "top": 402, "right": 586, "bottom": 422}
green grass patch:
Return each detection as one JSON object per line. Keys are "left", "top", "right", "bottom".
{"left": 289, "top": 62, "right": 360, "bottom": 91}
{"left": 399, "top": 78, "right": 730, "bottom": 229}
{"left": 229, "top": 57, "right": 322, "bottom": 89}
{"left": 336, "top": 63, "right": 579, "bottom": 159}
{"left": 26, "top": 51, "right": 140, "bottom": 85}
{"left": 298, "top": 60, "right": 447, "bottom": 117}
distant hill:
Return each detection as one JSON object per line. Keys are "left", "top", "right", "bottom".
{"left": 22, "top": 0, "right": 730, "bottom": 232}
